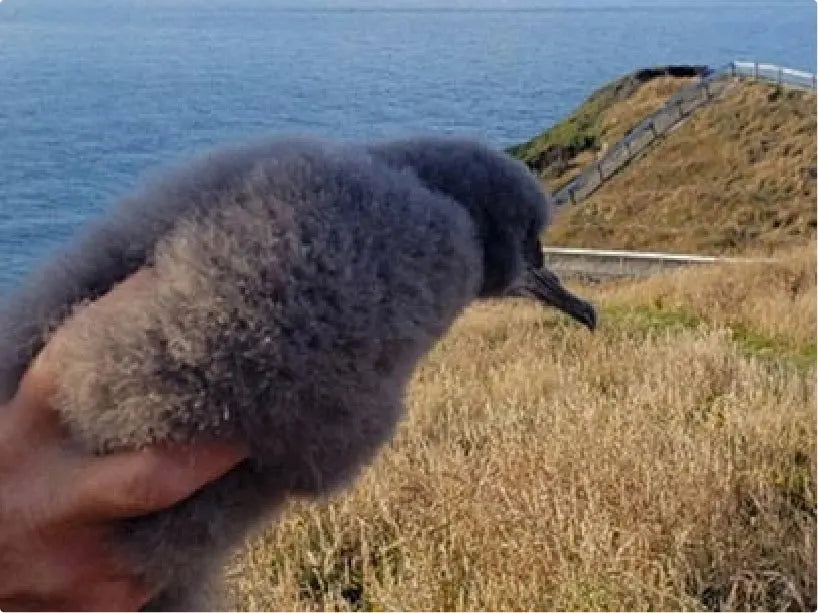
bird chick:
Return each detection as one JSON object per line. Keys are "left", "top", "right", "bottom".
{"left": 0, "top": 136, "right": 595, "bottom": 609}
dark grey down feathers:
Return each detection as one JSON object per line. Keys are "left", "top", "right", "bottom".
{"left": 0, "top": 136, "right": 594, "bottom": 609}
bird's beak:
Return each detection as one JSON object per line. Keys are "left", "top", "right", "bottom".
{"left": 510, "top": 267, "right": 598, "bottom": 330}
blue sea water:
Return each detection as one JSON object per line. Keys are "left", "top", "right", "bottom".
{"left": 0, "top": 0, "right": 815, "bottom": 292}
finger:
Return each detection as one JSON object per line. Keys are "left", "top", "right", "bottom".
{"left": 0, "top": 367, "right": 64, "bottom": 442}
{"left": 67, "top": 537, "right": 159, "bottom": 612}
{"left": 0, "top": 381, "right": 65, "bottom": 462}
{"left": 71, "top": 442, "right": 248, "bottom": 522}
{"left": 8, "top": 268, "right": 159, "bottom": 431}
{"left": 65, "top": 576, "right": 156, "bottom": 612}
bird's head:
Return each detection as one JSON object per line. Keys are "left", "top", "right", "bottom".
{"left": 368, "top": 136, "right": 597, "bottom": 331}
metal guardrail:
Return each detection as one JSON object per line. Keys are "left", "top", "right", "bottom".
{"left": 551, "top": 60, "right": 816, "bottom": 207}
{"left": 544, "top": 246, "right": 776, "bottom": 263}
{"left": 542, "top": 246, "right": 776, "bottom": 280}
{"left": 731, "top": 61, "right": 817, "bottom": 89}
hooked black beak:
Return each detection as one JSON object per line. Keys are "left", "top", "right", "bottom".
{"left": 510, "top": 268, "right": 598, "bottom": 330}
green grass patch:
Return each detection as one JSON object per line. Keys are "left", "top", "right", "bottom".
{"left": 604, "top": 304, "right": 816, "bottom": 369}
{"left": 729, "top": 322, "right": 817, "bottom": 370}
{"left": 506, "top": 95, "right": 605, "bottom": 167}
{"left": 603, "top": 304, "right": 705, "bottom": 332}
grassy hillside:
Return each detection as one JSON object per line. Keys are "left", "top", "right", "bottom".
{"left": 545, "top": 80, "right": 817, "bottom": 254}
{"left": 226, "top": 243, "right": 816, "bottom": 611}
{"left": 507, "top": 66, "right": 704, "bottom": 191}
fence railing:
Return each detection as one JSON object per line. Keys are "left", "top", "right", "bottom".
{"left": 542, "top": 246, "right": 776, "bottom": 280}
{"left": 731, "top": 61, "right": 817, "bottom": 90}
{"left": 552, "top": 61, "right": 816, "bottom": 207}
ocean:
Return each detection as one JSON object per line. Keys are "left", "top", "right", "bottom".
{"left": 0, "top": 0, "right": 815, "bottom": 291}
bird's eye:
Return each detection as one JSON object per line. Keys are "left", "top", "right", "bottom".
{"left": 528, "top": 219, "right": 542, "bottom": 239}
{"left": 534, "top": 239, "right": 544, "bottom": 269}
{"left": 526, "top": 233, "right": 544, "bottom": 269}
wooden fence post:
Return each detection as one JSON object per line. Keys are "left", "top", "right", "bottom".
{"left": 597, "top": 162, "right": 604, "bottom": 182}
{"left": 813, "top": 73, "right": 817, "bottom": 90}
{"left": 754, "top": 62, "right": 759, "bottom": 78}
{"left": 730, "top": 62, "right": 736, "bottom": 77}
{"left": 569, "top": 188, "right": 577, "bottom": 205}
{"left": 778, "top": 67, "right": 783, "bottom": 85}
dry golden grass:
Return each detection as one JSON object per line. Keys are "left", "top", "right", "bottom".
{"left": 598, "top": 76, "right": 697, "bottom": 146}
{"left": 545, "top": 76, "right": 697, "bottom": 191}
{"left": 596, "top": 244, "right": 816, "bottom": 357}
{"left": 225, "top": 244, "right": 816, "bottom": 611}
{"left": 548, "top": 80, "right": 817, "bottom": 254}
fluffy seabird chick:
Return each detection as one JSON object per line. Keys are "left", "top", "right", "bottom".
{"left": 0, "top": 136, "right": 595, "bottom": 609}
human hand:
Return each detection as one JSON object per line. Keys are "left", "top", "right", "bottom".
{"left": 0, "top": 271, "right": 247, "bottom": 611}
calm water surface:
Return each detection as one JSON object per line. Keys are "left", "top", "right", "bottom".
{"left": 0, "top": 0, "right": 815, "bottom": 291}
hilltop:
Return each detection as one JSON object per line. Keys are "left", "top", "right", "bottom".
{"left": 507, "top": 65, "right": 708, "bottom": 191}
{"left": 511, "top": 68, "right": 817, "bottom": 254}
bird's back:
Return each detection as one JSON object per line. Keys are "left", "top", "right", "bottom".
{"left": 0, "top": 137, "right": 483, "bottom": 608}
